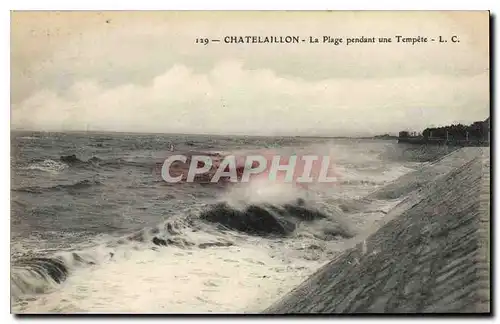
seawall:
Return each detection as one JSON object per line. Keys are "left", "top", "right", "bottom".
{"left": 265, "top": 147, "right": 490, "bottom": 313}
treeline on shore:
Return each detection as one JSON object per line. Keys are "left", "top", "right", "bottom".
{"left": 399, "top": 118, "right": 490, "bottom": 142}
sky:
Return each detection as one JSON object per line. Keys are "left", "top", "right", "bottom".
{"left": 11, "top": 11, "right": 490, "bottom": 136}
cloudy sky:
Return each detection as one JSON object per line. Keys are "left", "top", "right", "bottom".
{"left": 11, "top": 11, "right": 489, "bottom": 136}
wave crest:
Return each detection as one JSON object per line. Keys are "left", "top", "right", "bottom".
{"left": 22, "top": 159, "right": 68, "bottom": 174}
{"left": 13, "top": 180, "right": 102, "bottom": 194}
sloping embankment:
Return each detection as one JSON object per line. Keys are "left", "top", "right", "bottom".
{"left": 265, "top": 147, "right": 490, "bottom": 313}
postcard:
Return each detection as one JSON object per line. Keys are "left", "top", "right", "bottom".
{"left": 10, "top": 11, "right": 490, "bottom": 314}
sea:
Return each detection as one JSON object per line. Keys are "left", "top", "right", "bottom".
{"left": 10, "top": 131, "right": 455, "bottom": 313}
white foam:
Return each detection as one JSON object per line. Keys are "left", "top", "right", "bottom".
{"left": 13, "top": 242, "right": 323, "bottom": 313}
{"left": 220, "top": 181, "right": 306, "bottom": 208}
{"left": 22, "top": 159, "right": 68, "bottom": 174}
{"left": 19, "top": 136, "right": 39, "bottom": 140}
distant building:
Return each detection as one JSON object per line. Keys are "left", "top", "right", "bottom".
{"left": 398, "top": 131, "right": 421, "bottom": 138}
{"left": 484, "top": 117, "right": 490, "bottom": 142}
{"left": 399, "top": 131, "right": 410, "bottom": 138}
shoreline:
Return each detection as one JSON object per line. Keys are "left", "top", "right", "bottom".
{"left": 265, "top": 147, "right": 490, "bottom": 313}
{"left": 398, "top": 137, "right": 489, "bottom": 147}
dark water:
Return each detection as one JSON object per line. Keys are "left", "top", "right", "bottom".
{"left": 10, "top": 131, "right": 455, "bottom": 309}
{"left": 11, "top": 132, "right": 455, "bottom": 254}
{"left": 11, "top": 132, "right": 330, "bottom": 254}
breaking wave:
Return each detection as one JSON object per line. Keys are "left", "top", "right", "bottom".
{"left": 21, "top": 159, "right": 69, "bottom": 174}
{"left": 11, "top": 191, "right": 355, "bottom": 300}
{"left": 13, "top": 180, "right": 102, "bottom": 194}
{"left": 59, "top": 155, "right": 102, "bottom": 165}
{"left": 11, "top": 151, "right": 424, "bottom": 303}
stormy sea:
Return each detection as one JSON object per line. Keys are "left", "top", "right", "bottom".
{"left": 10, "top": 131, "right": 455, "bottom": 313}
